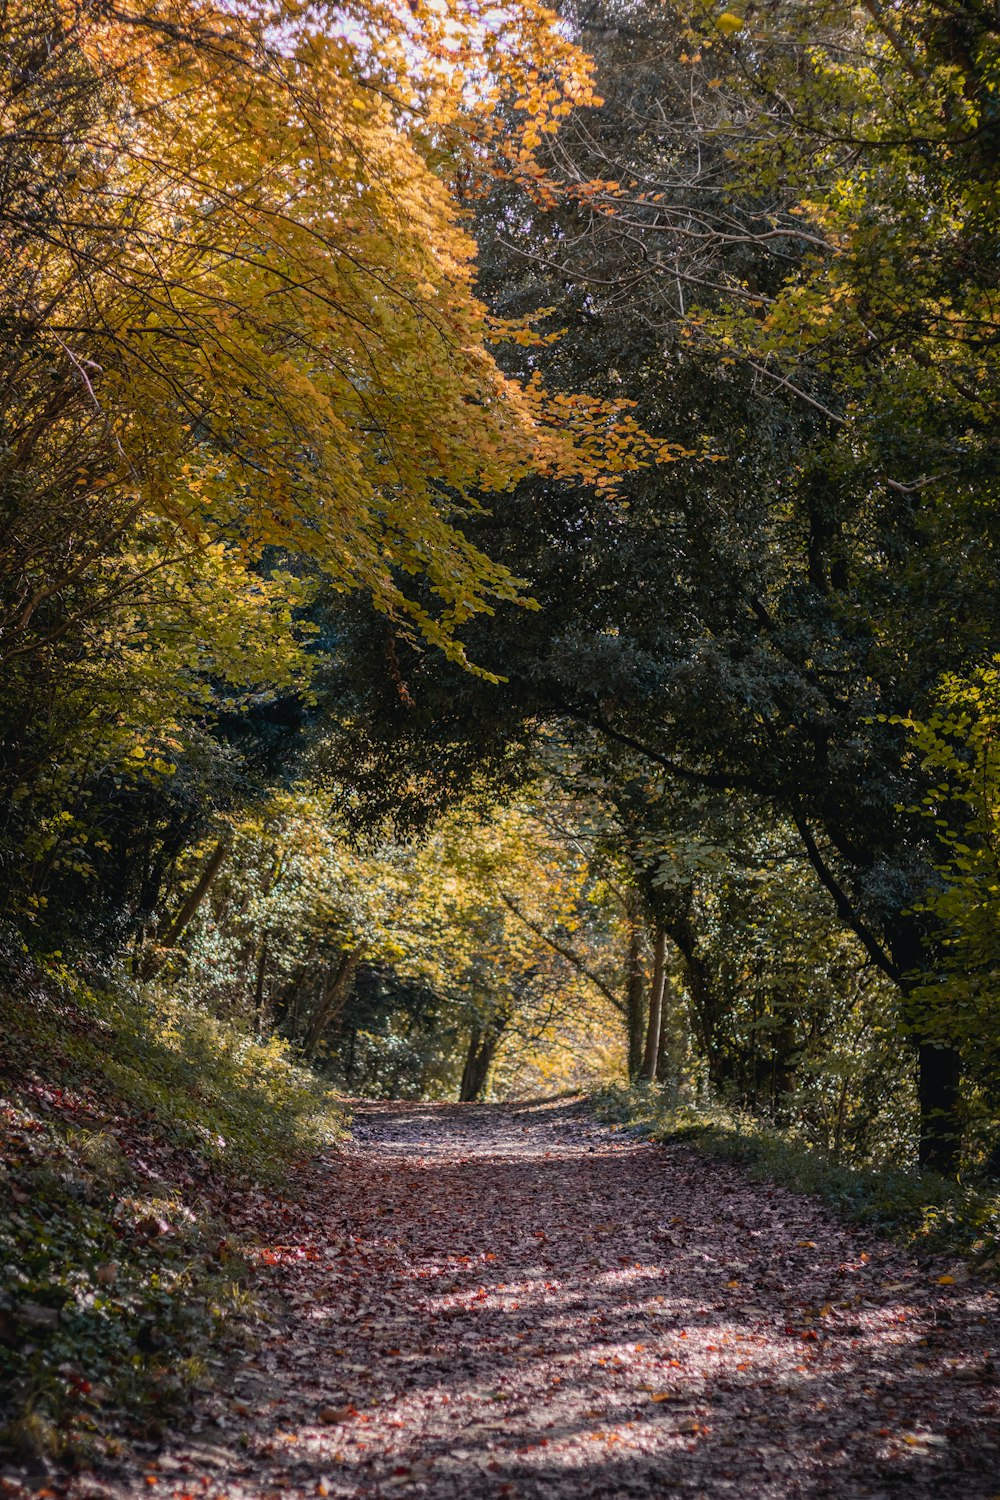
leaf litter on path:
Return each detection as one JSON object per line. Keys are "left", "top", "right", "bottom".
{"left": 67, "top": 1100, "right": 999, "bottom": 1498}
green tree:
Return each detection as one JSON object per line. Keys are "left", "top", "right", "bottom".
{"left": 312, "top": 0, "right": 1000, "bottom": 1171}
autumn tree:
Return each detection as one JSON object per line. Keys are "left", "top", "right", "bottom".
{"left": 153, "top": 783, "right": 627, "bottom": 1100}
{"left": 310, "top": 0, "right": 1000, "bottom": 1171}
{"left": 1, "top": 0, "right": 679, "bottom": 944}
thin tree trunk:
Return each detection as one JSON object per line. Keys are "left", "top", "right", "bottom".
{"left": 832, "top": 1074, "right": 850, "bottom": 1158}
{"left": 302, "top": 949, "right": 361, "bottom": 1060}
{"left": 459, "top": 1019, "right": 505, "bottom": 1101}
{"left": 625, "top": 891, "right": 646, "bottom": 1080}
{"left": 770, "top": 1003, "right": 798, "bottom": 1124}
{"left": 641, "top": 929, "right": 667, "bottom": 1083}
{"left": 887, "top": 917, "right": 963, "bottom": 1176}
{"left": 138, "top": 836, "right": 230, "bottom": 981}
{"left": 253, "top": 937, "right": 269, "bottom": 1027}
{"left": 459, "top": 1025, "right": 483, "bottom": 1102}
{"left": 663, "top": 894, "right": 738, "bottom": 1095}
{"left": 656, "top": 977, "right": 675, "bottom": 1088}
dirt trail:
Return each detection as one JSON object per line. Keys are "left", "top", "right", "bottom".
{"left": 109, "top": 1100, "right": 997, "bottom": 1498}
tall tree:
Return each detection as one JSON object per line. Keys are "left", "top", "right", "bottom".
{"left": 2, "top": 0, "right": 679, "bottom": 944}
{"left": 312, "top": 0, "right": 1000, "bottom": 1171}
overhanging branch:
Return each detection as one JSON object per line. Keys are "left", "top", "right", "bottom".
{"left": 497, "top": 890, "right": 624, "bottom": 1013}
{"left": 791, "top": 813, "right": 899, "bottom": 981}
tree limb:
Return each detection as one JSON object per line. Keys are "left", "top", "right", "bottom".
{"left": 497, "top": 890, "right": 624, "bottom": 1013}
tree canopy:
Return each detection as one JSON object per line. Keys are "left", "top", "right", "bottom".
{"left": 3, "top": 0, "right": 999, "bottom": 1180}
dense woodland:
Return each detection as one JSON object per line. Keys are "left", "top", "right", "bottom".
{"left": 3, "top": 0, "right": 1000, "bottom": 1190}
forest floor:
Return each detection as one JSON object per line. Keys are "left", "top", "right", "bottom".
{"left": 66, "top": 1100, "right": 998, "bottom": 1499}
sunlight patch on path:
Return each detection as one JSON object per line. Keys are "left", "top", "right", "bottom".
{"left": 95, "top": 1100, "right": 999, "bottom": 1500}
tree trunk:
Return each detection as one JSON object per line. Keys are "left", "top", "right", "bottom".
{"left": 664, "top": 895, "right": 734, "bottom": 1092}
{"left": 656, "top": 977, "right": 676, "bottom": 1089}
{"left": 770, "top": 1003, "right": 798, "bottom": 1125}
{"left": 918, "top": 1041, "right": 962, "bottom": 1175}
{"left": 302, "top": 948, "right": 361, "bottom": 1060}
{"left": 459, "top": 1021, "right": 504, "bottom": 1101}
{"left": 887, "top": 916, "right": 963, "bottom": 1176}
{"left": 138, "top": 836, "right": 230, "bottom": 981}
{"left": 641, "top": 929, "right": 666, "bottom": 1083}
{"left": 625, "top": 892, "right": 646, "bottom": 1080}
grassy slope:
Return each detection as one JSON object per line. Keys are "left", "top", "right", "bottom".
{"left": 0, "top": 939, "right": 343, "bottom": 1471}
{"left": 594, "top": 1085, "right": 1000, "bottom": 1273}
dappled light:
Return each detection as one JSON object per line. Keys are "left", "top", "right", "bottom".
{"left": 2, "top": 0, "right": 999, "bottom": 1490}
{"left": 188, "top": 1103, "right": 997, "bottom": 1498}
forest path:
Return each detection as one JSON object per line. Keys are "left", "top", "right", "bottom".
{"left": 114, "top": 1100, "right": 997, "bottom": 1499}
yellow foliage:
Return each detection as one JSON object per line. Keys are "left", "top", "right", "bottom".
{"left": 2, "top": 0, "right": 677, "bottom": 669}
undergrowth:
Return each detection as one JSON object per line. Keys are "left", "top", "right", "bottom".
{"left": 594, "top": 1084, "right": 1000, "bottom": 1273}
{"left": 0, "top": 939, "right": 344, "bottom": 1471}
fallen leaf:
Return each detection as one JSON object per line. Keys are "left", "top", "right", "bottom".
{"left": 317, "top": 1405, "right": 354, "bottom": 1424}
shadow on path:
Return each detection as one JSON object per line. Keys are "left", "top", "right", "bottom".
{"left": 105, "top": 1100, "right": 999, "bottom": 1499}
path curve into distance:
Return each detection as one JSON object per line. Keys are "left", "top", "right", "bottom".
{"left": 105, "top": 1100, "right": 998, "bottom": 1499}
